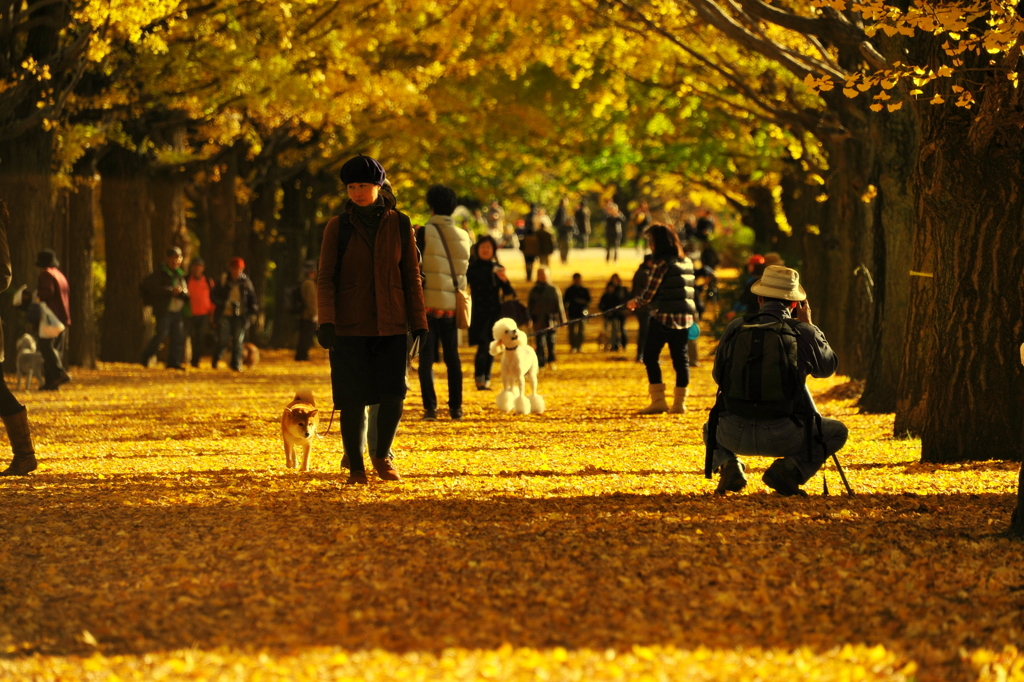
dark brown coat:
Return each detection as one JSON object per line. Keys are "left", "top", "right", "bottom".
{"left": 316, "top": 196, "right": 427, "bottom": 337}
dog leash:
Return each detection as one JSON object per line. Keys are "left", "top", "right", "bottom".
{"left": 527, "top": 303, "right": 630, "bottom": 337}
{"left": 318, "top": 409, "right": 337, "bottom": 437}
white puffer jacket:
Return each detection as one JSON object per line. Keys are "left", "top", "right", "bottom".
{"left": 421, "top": 215, "right": 473, "bottom": 311}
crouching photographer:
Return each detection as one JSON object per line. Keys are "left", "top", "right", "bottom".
{"left": 704, "top": 265, "right": 849, "bottom": 496}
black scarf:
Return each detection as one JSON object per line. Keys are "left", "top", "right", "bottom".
{"left": 352, "top": 196, "right": 387, "bottom": 244}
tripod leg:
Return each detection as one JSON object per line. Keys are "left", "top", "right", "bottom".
{"left": 831, "top": 452, "right": 855, "bottom": 496}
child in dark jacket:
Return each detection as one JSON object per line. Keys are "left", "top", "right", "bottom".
{"left": 599, "top": 274, "right": 629, "bottom": 351}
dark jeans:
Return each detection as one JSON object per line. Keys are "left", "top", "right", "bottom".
{"left": 142, "top": 311, "right": 184, "bottom": 368}
{"left": 535, "top": 329, "right": 556, "bottom": 366}
{"left": 188, "top": 314, "right": 211, "bottom": 367}
{"left": 524, "top": 255, "right": 537, "bottom": 281}
{"left": 296, "top": 319, "right": 316, "bottom": 361}
{"left": 568, "top": 319, "right": 585, "bottom": 350}
{"left": 642, "top": 319, "right": 690, "bottom": 388}
{"left": 39, "top": 329, "right": 67, "bottom": 386}
{"left": 606, "top": 236, "right": 620, "bottom": 262}
{"left": 474, "top": 343, "right": 494, "bottom": 383}
{"left": 418, "top": 316, "right": 463, "bottom": 412}
{"left": 635, "top": 309, "right": 651, "bottom": 361}
{"left": 606, "top": 317, "right": 626, "bottom": 350}
{"left": 214, "top": 315, "right": 247, "bottom": 370}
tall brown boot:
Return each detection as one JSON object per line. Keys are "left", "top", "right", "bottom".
{"left": 1, "top": 407, "right": 37, "bottom": 476}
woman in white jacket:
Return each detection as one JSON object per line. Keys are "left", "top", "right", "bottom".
{"left": 415, "top": 185, "right": 474, "bottom": 421}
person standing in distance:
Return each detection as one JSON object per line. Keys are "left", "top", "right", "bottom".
{"left": 316, "top": 155, "right": 427, "bottom": 484}
{"left": 34, "top": 248, "right": 72, "bottom": 389}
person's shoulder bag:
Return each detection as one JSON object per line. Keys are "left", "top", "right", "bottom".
{"left": 433, "top": 223, "right": 471, "bottom": 330}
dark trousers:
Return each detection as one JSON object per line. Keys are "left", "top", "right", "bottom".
{"left": 474, "top": 343, "right": 494, "bottom": 382}
{"left": 296, "top": 319, "right": 316, "bottom": 361}
{"left": 142, "top": 312, "right": 184, "bottom": 368}
{"left": 568, "top": 319, "right": 585, "bottom": 350}
{"left": 39, "top": 330, "right": 67, "bottom": 384}
{"left": 418, "top": 316, "right": 463, "bottom": 412}
{"left": 524, "top": 255, "right": 537, "bottom": 281}
{"left": 635, "top": 309, "right": 651, "bottom": 361}
{"left": 535, "top": 329, "right": 556, "bottom": 366}
{"left": 642, "top": 320, "right": 690, "bottom": 388}
{"left": 0, "top": 365, "right": 25, "bottom": 416}
{"left": 340, "top": 394, "right": 403, "bottom": 473}
{"left": 188, "top": 314, "right": 211, "bottom": 367}
{"left": 606, "top": 317, "right": 626, "bottom": 350}
{"left": 214, "top": 315, "right": 246, "bottom": 370}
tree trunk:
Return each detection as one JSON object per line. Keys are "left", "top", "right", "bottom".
{"left": 270, "top": 172, "right": 316, "bottom": 347}
{"left": 204, "top": 152, "right": 239, "bottom": 278}
{"left": 859, "top": 107, "right": 919, "bottom": 413}
{"left": 892, "top": 174, "right": 937, "bottom": 436}
{"left": 99, "top": 146, "right": 152, "bottom": 363}
{"left": 66, "top": 155, "right": 98, "bottom": 368}
{"left": 0, "top": 130, "right": 54, "bottom": 368}
{"left": 740, "top": 184, "right": 778, "bottom": 254}
{"left": 245, "top": 180, "right": 275, "bottom": 344}
{"left": 916, "top": 121, "right": 1024, "bottom": 463}
{"left": 150, "top": 171, "right": 189, "bottom": 265}
{"left": 803, "top": 126, "right": 876, "bottom": 380}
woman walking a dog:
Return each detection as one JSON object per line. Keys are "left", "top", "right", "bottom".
{"left": 626, "top": 224, "right": 697, "bottom": 415}
{"left": 466, "top": 235, "right": 515, "bottom": 390}
{"left": 0, "top": 198, "right": 37, "bottom": 476}
{"left": 316, "top": 155, "right": 427, "bottom": 484}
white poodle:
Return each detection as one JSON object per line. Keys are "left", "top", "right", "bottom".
{"left": 489, "top": 317, "right": 546, "bottom": 415}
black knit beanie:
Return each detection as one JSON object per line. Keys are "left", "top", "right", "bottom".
{"left": 339, "top": 155, "right": 386, "bottom": 186}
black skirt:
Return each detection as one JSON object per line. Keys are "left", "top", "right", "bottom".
{"left": 330, "top": 334, "right": 408, "bottom": 408}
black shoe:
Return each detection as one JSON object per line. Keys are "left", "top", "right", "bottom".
{"left": 42, "top": 372, "right": 71, "bottom": 391}
{"left": 423, "top": 409, "right": 437, "bottom": 421}
{"left": 762, "top": 459, "right": 808, "bottom": 497}
{"left": 715, "top": 459, "right": 747, "bottom": 495}
{"left": 450, "top": 408, "right": 463, "bottom": 421}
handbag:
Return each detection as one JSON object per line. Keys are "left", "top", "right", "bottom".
{"left": 433, "top": 223, "right": 472, "bottom": 330}
{"left": 38, "top": 302, "right": 65, "bottom": 339}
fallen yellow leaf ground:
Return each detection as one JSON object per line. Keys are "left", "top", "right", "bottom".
{"left": 0, "top": 254, "right": 1021, "bottom": 681}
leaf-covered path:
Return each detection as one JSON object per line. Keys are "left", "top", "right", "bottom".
{"left": 1, "top": 309, "right": 1022, "bottom": 680}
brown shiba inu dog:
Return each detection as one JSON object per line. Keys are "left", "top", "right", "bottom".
{"left": 282, "top": 389, "right": 318, "bottom": 471}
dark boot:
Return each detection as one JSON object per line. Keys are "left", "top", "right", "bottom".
{"left": 1, "top": 407, "right": 37, "bottom": 476}
{"left": 762, "top": 458, "right": 807, "bottom": 497}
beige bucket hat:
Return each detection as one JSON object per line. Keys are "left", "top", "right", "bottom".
{"left": 750, "top": 265, "right": 807, "bottom": 301}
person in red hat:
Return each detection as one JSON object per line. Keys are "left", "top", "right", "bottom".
{"left": 211, "top": 256, "right": 258, "bottom": 371}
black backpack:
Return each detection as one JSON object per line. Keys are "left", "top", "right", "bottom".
{"left": 717, "top": 313, "right": 801, "bottom": 419}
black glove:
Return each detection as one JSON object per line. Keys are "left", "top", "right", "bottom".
{"left": 317, "top": 323, "right": 336, "bottom": 350}
{"left": 409, "top": 327, "right": 428, "bottom": 358}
